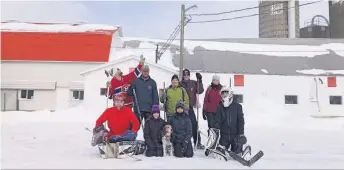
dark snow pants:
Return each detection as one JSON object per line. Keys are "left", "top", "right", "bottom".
{"left": 134, "top": 111, "right": 151, "bottom": 126}
{"left": 205, "top": 112, "right": 216, "bottom": 129}
{"left": 188, "top": 107, "right": 202, "bottom": 145}
{"left": 145, "top": 146, "right": 163, "bottom": 157}
{"left": 219, "top": 137, "right": 243, "bottom": 154}
{"left": 173, "top": 141, "right": 193, "bottom": 158}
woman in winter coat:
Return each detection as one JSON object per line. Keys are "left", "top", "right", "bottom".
{"left": 143, "top": 105, "right": 168, "bottom": 157}
{"left": 168, "top": 101, "right": 193, "bottom": 158}
{"left": 203, "top": 75, "right": 222, "bottom": 129}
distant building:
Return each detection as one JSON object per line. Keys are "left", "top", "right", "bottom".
{"left": 259, "top": 0, "right": 300, "bottom": 38}
{"left": 300, "top": 15, "right": 330, "bottom": 38}
{"left": 329, "top": 0, "right": 344, "bottom": 38}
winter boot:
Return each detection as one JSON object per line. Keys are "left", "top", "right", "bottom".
{"left": 197, "top": 143, "right": 205, "bottom": 149}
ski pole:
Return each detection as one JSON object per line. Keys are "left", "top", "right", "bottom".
{"left": 133, "top": 88, "right": 144, "bottom": 130}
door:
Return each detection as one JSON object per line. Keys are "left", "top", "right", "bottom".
{"left": 1, "top": 90, "right": 17, "bottom": 111}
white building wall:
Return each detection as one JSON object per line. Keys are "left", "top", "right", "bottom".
{"left": 1, "top": 61, "right": 103, "bottom": 111}
{"left": 83, "top": 59, "right": 176, "bottom": 109}
{"left": 189, "top": 72, "right": 344, "bottom": 117}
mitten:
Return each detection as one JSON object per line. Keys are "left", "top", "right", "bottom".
{"left": 196, "top": 72, "right": 202, "bottom": 81}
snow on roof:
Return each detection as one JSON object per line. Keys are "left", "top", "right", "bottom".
{"left": 123, "top": 37, "right": 344, "bottom": 57}
{"left": 1, "top": 21, "right": 120, "bottom": 33}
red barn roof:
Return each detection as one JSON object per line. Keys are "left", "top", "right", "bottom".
{"left": 1, "top": 22, "right": 120, "bottom": 62}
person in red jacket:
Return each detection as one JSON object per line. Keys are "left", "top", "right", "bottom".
{"left": 203, "top": 75, "right": 222, "bottom": 130}
{"left": 92, "top": 94, "right": 140, "bottom": 146}
{"left": 107, "top": 57, "right": 145, "bottom": 108}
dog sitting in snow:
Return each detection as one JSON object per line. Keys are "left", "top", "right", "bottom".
{"left": 162, "top": 124, "right": 173, "bottom": 156}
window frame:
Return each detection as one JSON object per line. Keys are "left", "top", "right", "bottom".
{"left": 329, "top": 96, "right": 342, "bottom": 105}
{"left": 72, "top": 90, "right": 84, "bottom": 100}
{"left": 20, "top": 89, "right": 35, "bottom": 100}
{"left": 234, "top": 94, "right": 244, "bottom": 104}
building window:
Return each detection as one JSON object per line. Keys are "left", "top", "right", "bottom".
{"left": 20, "top": 90, "right": 34, "bottom": 99}
{"left": 72, "top": 90, "right": 84, "bottom": 100}
{"left": 234, "top": 94, "right": 244, "bottom": 104}
{"left": 100, "top": 88, "right": 107, "bottom": 96}
{"left": 329, "top": 96, "right": 342, "bottom": 105}
{"left": 285, "top": 95, "right": 298, "bottom": 104}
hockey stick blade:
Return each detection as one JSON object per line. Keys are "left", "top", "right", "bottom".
{"left": 248, "top": 150, "right": 264, "bottom": 167}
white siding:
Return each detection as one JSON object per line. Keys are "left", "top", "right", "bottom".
{"left": 1, "top": 61, "right": 103, "bottom": 111}
{"left": 189, "top": 72, "right": 344, "bottom": 117}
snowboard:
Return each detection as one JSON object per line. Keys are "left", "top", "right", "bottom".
{"left": 205, "top": 128, "right": 264, "bottom": 167}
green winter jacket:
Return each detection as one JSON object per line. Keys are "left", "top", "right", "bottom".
{"left": 160, "top": 85, "right": 189, "bottom": 116}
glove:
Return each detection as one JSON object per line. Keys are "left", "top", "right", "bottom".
{"left": 196, "top": 72, "right": 202, "bottom": 81}
{"left": 139, "top": 55, "right": 145, "bottom": 65}
{"left": 181, "top": 141, "right": 188, "bottom": 153}
{"left": 93, "top": 124, "right": 105, "bottom": 134}
{"left": 202, "top": 110, "right": 207, "bottom": 120}
{"left": 235, "top": 134, "right": 247, "bottom": 145}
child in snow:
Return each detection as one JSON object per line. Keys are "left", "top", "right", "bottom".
{"left": 168, "top": 101, "right": 194, "bottom": 158}
{"left": 143, "top": 105, "right": 168, "bottom": 157}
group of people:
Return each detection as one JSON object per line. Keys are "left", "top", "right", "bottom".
{"left": 92, "top": 58, "right": 246, "bottom": 159}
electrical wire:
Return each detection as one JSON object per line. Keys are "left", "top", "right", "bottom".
{"left": 189, "top": 0, "right": 323, "bottom": 24}
{"left": 189, "top": 1, "right": 284, "bottom": 16}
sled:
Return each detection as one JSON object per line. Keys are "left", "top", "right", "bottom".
{"left": 98, "top": 140, "right": 146, "bottom": 160}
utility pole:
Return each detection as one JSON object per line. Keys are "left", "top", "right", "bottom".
{"left": 179, "top": 4, "right": 185, "bottom": 79}
{"left": 155, "top": 45, "right": 159, "bottom": 63}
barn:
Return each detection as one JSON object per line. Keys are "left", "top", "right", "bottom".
{"left": 82, "top": 37, "right": 344, "bottom": 117}
{"left": 1, "top": 21, "right": 122, "bottom": 111}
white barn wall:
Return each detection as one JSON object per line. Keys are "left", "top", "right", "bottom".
{"left": 83, "top": 59, "right": 177, "bottom": 109}
{"left": 19, "top": 90, "right": 56, "bottom": 111}
{"left": 1, "top": 61, "right": 103, "bottom": 111}
{"left": 189, "top": 72, "right": 344, "bottom": 117}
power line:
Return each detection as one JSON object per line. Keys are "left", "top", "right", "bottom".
{"left": 157, "top": 23, "right": 181, "bottom": 58}
{"left": 189, "top": 1, "right": 283, "bottom": 16}
{"left": 189, "top": 0, "right": 323, "bottom": 24}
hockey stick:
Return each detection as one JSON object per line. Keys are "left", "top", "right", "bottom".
{"left": 133, "top": 88, "right": 144, "bottom": 130}
{"left": 163, "top": 82, "right": 167, "bottom": 121}
{"left": 194, "top": 79, "right": 200, "bottom": 151}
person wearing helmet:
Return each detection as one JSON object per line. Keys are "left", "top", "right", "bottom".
{"left": 213, "top": 86, "right": 246, "bottom": 156}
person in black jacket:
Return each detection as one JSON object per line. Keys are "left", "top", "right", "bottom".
{"left": 127, "top": 65, "right": 159, "bottom": 125}
{"left": 168, "top": 101, "right": 194, "bottom": 158}
{"left": 143, "top": 104, "right": 167, "bottom": 157}
{"left": 214, "top": 86, "right": 246, "bottom": 155}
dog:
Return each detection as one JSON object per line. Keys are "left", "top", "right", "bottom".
{"left": 162, "top": 124, "right": 173, "bottom": 156}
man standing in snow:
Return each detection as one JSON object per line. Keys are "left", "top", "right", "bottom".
{"left": 160, "top": 74, "right": 189, "bottom": 122}
{"left": 92, "top": 94, "right": 140, "bottom": 146}
{"left": 127, "top": 65, "right": 159, "bottom": 126}
{"left": 180, "top": 69, "right": 205, "bottom": 149}
{"left": 106, "top": 57, "right": 145, "bottom": 108}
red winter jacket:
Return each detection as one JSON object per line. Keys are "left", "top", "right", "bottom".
{"left": 203, "top": 84, "right": 222, "bottom": 113}
{"left": 109, "top": 64, "right": 143, "bottom": 107}
{"left": 95, "top": 106, "right": 140, "bottom": 136}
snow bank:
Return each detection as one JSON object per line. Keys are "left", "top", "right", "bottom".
{"left": 122, "top": 37, "right": 344, "bottom": 57}
{"left": 296, "top": 69, "right": 344, "bottom": 75}
{"left": 1, "top": 22, "right": 119, "bottom": 32}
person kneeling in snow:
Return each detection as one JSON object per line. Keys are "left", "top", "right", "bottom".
{"left": 213, "top": 86, "right": 246, "bottom": 156}
{"left": 92, "top": 94, "right": 140, "bottom": 146}
{"left": 168, "top": 101, "right": 194, "bottom": 158}
{"left": 143, "top": 105, "right": 168, "bottom": 157}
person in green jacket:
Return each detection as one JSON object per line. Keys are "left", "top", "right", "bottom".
{"left": 160, "top": 74, "right": 189, "bottom": 121}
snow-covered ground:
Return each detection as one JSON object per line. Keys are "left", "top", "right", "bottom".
{"left": 2, "top": 100, "right": 344, "bottom": 169}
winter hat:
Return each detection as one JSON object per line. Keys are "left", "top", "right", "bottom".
{"left": 183, "top": 69, "right": 190, "bottom": 76}
{"left": 212, "top": 75, "right": 220, "bottom": 82}
{"left": 220, "top": 86, "right": 233, "bottom": 107}
{"left": 175, "top": 101, "right": 185, "bottom": 110}
{"left": 171, "top": 74, "right": 179, "bottom": 81}
{"left": 152, "top": 104, "right": 160, "bottom": 113}
{"left": 142, "top": 65, "right": 150, "bottom": 72}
